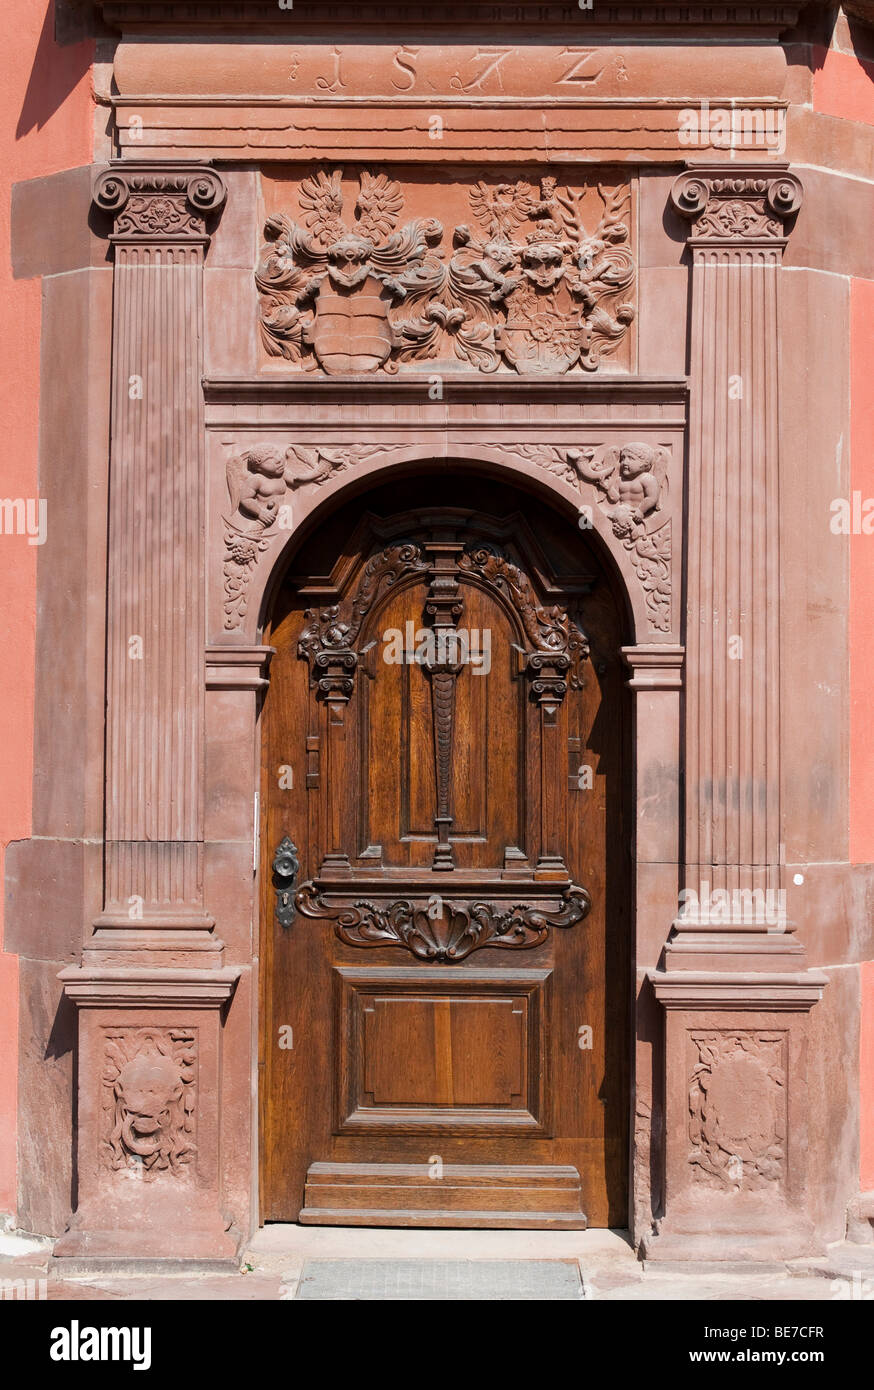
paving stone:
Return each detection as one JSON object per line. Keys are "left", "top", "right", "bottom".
{"left": 295, "top": 1258, "right": 584, "bottom": 1301}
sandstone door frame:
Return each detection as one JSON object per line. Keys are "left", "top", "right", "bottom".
{"left": 48, "top": 156, "right": 828, "bottom": 1264}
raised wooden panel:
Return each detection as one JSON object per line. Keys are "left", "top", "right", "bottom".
{"left": 334, "top": 967, "right": 551, "bottom": 1135}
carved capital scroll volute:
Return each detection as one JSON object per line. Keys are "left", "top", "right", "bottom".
{"left": 93, "top": 162, "right": 227, "bottom": 245}
{"left": 669, "top": 165, "right": 803, "bottom": 246}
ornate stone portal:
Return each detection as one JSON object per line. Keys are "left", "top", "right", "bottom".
{"left": 45, "top": 7, "right": 840, "bottom": 1266}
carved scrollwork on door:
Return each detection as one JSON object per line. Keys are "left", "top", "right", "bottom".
{"left": 295, "top": 883, "right": 591, "bottom": 963}
{"left": 291, "top": 519, "right": 593, "bottom": 920}
{"left": 297, "top": 540, "right": 428, "bottom": 701}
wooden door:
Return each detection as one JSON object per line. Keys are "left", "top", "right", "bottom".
{"left": 260, "top": 478, "right": 630, "bottom": 1227}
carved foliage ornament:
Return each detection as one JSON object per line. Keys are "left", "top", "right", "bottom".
{"left": 93, "top": 165, "right": 227, "bottom": 240}
{"left": 256, "top": 170, "right": 635, "bottom": 375}
{"left": 101, "top": 1027, "right": 196, "bottom": 1179}
{"left": 295, "top": 884, "right": 591, "bottom": 963}
{"left": 689, "top": 1031, "right": 787, "bottom": 1190}
{"left": 670, "top": 168, "right": 803, "bottom": 242}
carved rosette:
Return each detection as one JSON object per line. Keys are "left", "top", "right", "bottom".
{"left": 93, "top": 164, "right": 227, "bottom": 242}
{"left": 101, "top": 1027, "right": 197, "bottom": 1179}
{"left": 295, "top": 884, "right": 591, "bottom": 963}
{"left": 670, "top": 168, "right": 803, "bottom": 243}
{"left": 688, "top": 1032, "right": 787, "bottom": 1190}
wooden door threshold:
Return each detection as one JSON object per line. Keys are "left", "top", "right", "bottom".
{"left": 298, "top": 1162, "right": 588, "bottom": 1229}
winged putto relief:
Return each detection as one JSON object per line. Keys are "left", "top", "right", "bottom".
{"left": 255, "top": 169, "right": 636, "bottom": 376}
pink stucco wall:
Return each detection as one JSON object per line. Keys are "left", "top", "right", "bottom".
{"left": 0, "top": 0, "right": 93, "bottom": 1216}
{"left": 850, "top": 276, "right": 874, "bottom": 1191}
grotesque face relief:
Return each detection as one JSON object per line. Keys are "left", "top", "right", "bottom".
{"left": 327, "top": 233, "right": 375, "bottom": 288}
{"left": 104, "top": 1039, "right": 196, "bottom": 1179}
{"left": 521, "top": 230, "right": 568, "bottom": 290}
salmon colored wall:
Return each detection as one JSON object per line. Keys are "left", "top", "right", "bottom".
{"left": 0, "top": 1, "right": 93, "bottom": 1216}
{"left": 851, "top": 279, "right": 874, "bottom": 1192}
{"left": 813, "top": 45, "right": 874, "bottom": 126}
{"left": 814, "top": 27, "right": 874, "bottom": 1198}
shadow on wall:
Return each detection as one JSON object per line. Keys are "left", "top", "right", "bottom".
{"left": 16, "top": 0, "right": 93, "bottom": 140}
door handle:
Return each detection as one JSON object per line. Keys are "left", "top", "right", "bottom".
{"left": 272, "top": 836, "right": 300, "bottom": 928}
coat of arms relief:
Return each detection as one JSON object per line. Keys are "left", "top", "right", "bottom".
{"left": 255, "top": 169, "right": 636, "bottom": 376}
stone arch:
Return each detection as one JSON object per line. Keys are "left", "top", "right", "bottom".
{"left": 247, "top": 444, "right": 665, "bottom": 646}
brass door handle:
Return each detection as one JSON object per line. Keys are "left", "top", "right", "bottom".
{"left": 273, "top": 836, "right": 300, "bottom": 928}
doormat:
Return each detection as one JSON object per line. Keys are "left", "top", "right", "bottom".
{"left": 294, "top": 1259, "right": 584, "bottom": 1301}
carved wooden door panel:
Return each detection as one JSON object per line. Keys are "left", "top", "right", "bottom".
{"left": 261, "top": 494, "right": 629, "bottom": 1227}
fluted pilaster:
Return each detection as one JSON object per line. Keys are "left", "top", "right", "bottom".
{"left": 670, "top": 167, "right": 802, "bottom": 924}
{"left": 91, "top": 164, "right": 226, "bottom": 938}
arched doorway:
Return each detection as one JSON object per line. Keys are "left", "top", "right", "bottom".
{"left": 259, "top": 472, "right": 632, "bottom": 1227}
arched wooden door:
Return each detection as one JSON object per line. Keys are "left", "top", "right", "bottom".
{"left": 260, "top": 476, "right": 630, "bottom": 1227}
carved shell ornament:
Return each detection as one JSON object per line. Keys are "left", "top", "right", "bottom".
{"left": 255, "top": 170, "right": 635, "bottom": 375}
{"left": 295, "top": 885, "right": 591, "bottom": 963}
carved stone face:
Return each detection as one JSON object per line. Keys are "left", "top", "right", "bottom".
{"left": 521, "top": 241, "right": 566, "bottom": 289}
{"left": 247, "top": 446, "right": 285, "bottom": 479}
{"left": 327, "top": 234, "right": 375, "bottom": 288}
{"left": 619, "top": 444, "right": 654, "bottom": 479}
{"left": 115, "top": 1054, "right": 182, "bottom": 1158}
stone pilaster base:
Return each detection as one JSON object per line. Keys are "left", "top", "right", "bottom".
{"left": 645, "top": 971, "right": 827, "bottom": 1262}
{"left": 55, "top": 966, "right": 240, "bottom": 1265}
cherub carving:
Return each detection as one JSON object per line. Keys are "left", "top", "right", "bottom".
{"left": 255, "top": 169, "right": 446, "bottom": 373}
{"left": 225, "top": 445, "right": 290, "bottom": 532}
{"left": 574, "top": 442, "right": 668, "bottom": 529}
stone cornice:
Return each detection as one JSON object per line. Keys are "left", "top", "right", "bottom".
{"left": 649, "top": 970, "right": 828, "bottom": 1010}
{"left": 203, "top": 375, "right": 689, "bottom": 406}
{"left": 670, "top": 164, "right": 804, "bottom": 245}
{"left": 96, "top": 1, "right": 807, "bottom": 33}
{"left": 92, "top": 162, "right": 227, "bottom": 243}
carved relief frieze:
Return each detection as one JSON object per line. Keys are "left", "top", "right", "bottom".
{"left": 101, "top": 1028, "right": 197, "bottom": 1179}
{"left": 688, "top": 1031, "right": 787, "bottom": 1191}
{"left": 218, "top": 438, "right": 674, "bottom": 633}
{"left": 256, "top": 169, "right": 635, "bottom": 376}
